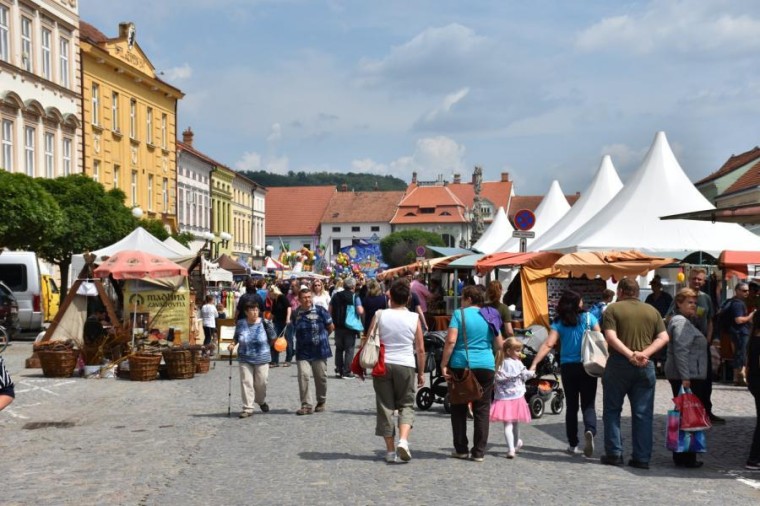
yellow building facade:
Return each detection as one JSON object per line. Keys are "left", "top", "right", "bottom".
{"left": 211, "top": 165, "right": 234, "bottom": 257}
{"left": 80, "top": 21, "right": 183, "bottom": 230}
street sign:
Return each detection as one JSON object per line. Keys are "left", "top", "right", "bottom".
{"left": 512, "top": 230, "right": 535, "bottom": 239}
{"left": 514, "top": 209, "right": 536, "bottom": 231}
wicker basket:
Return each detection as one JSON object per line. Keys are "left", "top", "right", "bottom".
{"left": 128, "top": 353, "right": 162, "bottom": 381}
{"left": 37, "top": 349, "right": 78, "bottom": 378}
{"left": 163, "top": 349, "right": 195, "bottom": 379}
{"left": 196, "top": 356, "right": 211, "bottom": 374}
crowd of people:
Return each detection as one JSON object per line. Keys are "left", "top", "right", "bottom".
{"left": 1, "top": 266, "right": 758, "bottom": 472}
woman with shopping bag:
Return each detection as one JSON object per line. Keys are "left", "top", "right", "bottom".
{"left": 665, "top": 287, "right": 709, "bottom": 468}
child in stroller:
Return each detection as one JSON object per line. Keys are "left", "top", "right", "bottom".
{"left": 516, "top": 327, "right": 564, "bottom": 419}
{"left": 415, "top": 330, "right": 452, "bottom": 412}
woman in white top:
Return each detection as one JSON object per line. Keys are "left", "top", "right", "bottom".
{"left": 366, "top": 278, "right": 425, "bottom": 463}
{"left": 311, "top": 279, "right": 331, "bottom": 310}
{"left": 200, "top": 295, "right": 219, "bottom": 346}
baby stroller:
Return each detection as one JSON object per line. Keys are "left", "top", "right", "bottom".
{"left": 516, "top": 327, "right": 564, "bottom": 419}
{"left": 416, "top": 331, "right": 451, "bottom": 413}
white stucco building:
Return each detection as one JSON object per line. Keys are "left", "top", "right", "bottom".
{"left": 0, "top": 0, "right": 82, "bottom": 177}
{"left": 176, "top": 128, "right": 212, "bottom": 252}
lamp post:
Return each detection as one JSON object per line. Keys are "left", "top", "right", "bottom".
{"left": 131, "top": 207, "right": 144, "bottom": 219}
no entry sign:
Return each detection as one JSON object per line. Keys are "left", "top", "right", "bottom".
{"left": 514, "top": 209, "right": 536, "bottom": 231}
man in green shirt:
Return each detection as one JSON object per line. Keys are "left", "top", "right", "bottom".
{"left": 600, "top": 278, "right": 668, "bottom": 470}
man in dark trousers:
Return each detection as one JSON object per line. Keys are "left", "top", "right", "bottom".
{"left": 236, "top": 277, "right": 265, "bottom": 320}
{"left": 328, "top": 277, "right": 364, "bottom": 379}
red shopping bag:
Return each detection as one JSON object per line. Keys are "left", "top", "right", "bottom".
{"left": 672, "top": 387, "right": 711, "bottom": 432}
{"left": 350, "top": 343, "right": 386, "bottom": 379}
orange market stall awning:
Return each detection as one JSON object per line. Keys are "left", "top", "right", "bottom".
{"left": 554, "top": 250, "right": 678, "bottom": 280}
{"left": 376, "top": 254, "right": 466, "bottom": 281}
{"left": 718, "top": 250, "right": 760, "bottom": 279}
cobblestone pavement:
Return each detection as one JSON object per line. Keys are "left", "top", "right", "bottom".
{"left": 1, "top": 341, "right": 759, "bottom": 505}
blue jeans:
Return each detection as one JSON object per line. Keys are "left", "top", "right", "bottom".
{"left": 602, "top": 354, "right": 656, "bottom": 463}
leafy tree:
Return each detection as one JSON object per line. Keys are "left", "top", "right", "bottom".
{"left": 379, "top": 229, "right": 445, "bottom": 267}
{"left": 139, "top": 218, "right": 170, "bottom": 241}
{"left": 172, "top": 231, "right": 195, "bottom": 248}
{"left": 0, "top": 171, "right": 64, "bottom": 251}
{"left": 240, "top": 170, "right": 407, "bottom": 191}
{"left": 37, "top": 175, "right": 138, "bottom": 296}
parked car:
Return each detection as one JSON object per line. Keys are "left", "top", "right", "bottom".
{"left": 0, "top": 280, "right": 20, "bottom": 339}
{"left": 0, "top": 251, "right": 45, "bottom": 331}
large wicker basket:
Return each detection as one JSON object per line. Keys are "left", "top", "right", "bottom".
{"left": 128, "top": 353, "right": 161, "bottom": 381}
{"left": 37, "top": 349, "right": 78, "bottom": 378}
{"left": 196, "top": 356, "right": 211, "bottom": 374}
{"left": 163, "top": 349, "right": 195, "bottom": 379}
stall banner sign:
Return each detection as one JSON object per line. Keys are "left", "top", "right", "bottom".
{"left": 546, "top": 278, "right": 606, "bottom": 322}
{"left": 340, "top": 242, "right": 386, "bottom": 277}
{"left": 125, "top": 284, "right": 190, "bottom": 341}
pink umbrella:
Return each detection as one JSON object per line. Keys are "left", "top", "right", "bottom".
{"left": 265, "top": 256, "right": 285, "bottom": 270}
{"left": 93, "top": 250, "right": 188, "bottom": 279}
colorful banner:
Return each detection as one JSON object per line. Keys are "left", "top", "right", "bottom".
{"left": 340, "top": 242, "right": 386, "bottom": 277}
{"left": 124, "top": 280, "right": 190, "bottom": 341}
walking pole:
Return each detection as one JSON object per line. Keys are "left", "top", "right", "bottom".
{"left": 227, "top": 346, "right": 233, "bottom": 417}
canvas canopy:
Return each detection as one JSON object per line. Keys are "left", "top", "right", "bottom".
{"left": 203, "top": 257, "right": 234, "bottom": 283}
{"left": 376, "top": 254, "right": 466, "bottom": 280}
{"left": 550, "top": 132, "right": 760, "bottom": 254}
{"left": 472, "top": 207, "right": 513, "bottom": 254}
{"left": 497, "top": 180, "right": 571, "bottom": 252}
{"left": 554, "top": 250, "right": 677, "bottom": 280}
{"left": 531, "top": 155, "right": 623, "bottom": 251}
{"left": 215, "top": 254, "right": 248, "bottom": 276}
{"left": 718, "top": 250, "right": 760, "bottom": 278}
{"left": 163, "top": 236, "right": 193, "bottom": 256}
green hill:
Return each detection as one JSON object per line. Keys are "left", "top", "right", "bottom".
{"left": 241, "top": 170, "right": 407, "bottom": 191}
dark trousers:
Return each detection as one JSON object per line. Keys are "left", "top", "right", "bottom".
{"left": 704, "top": 341, "right": 714, "bottom": 414}
{"left": 560, "top": 362, "right": 598, "bottom": 447}
{"left": 750, "top": 378, "right": 760, "bottom": 463}
{"left": 202, "top": 326, "right": 214, "bottom": 346}
{"left": 450, "top": 368, "right": 495, "bottom": 459}
{"left": 334, "top": 328, "right": 358, "bottom": 375}
{"left": 669, "top": 379, "right": 708, "bottom": 465}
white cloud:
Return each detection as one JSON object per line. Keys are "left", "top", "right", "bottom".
{"left": 416, "top": 87, "right": 470, "bottom": 128}
{"left": 267, "top": 123, "right": 282, "bottom": 144}
{"left": 576, "top": 2, "right": 760, "bottom": 55}
{"left": 233, "top": 151, "right": 289, "bottom": 175}
{"left": 385, "top": 136, "right": 466, "bottom": 181}
{"left": 351, "top": 158, "right": 388, "bottom": 174}
{"left": 267, "top": 156, "right": 290, "bottom": 174}
{"left": 234, "top": 151, "right": 262, "bottom": 172}
{"left": 356, "top": 24, "right": 489, "bottom": 92}
{"left": 162, "top": 63, "right": 192, "bottom": 81}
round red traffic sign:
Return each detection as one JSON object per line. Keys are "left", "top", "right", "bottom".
{"left": 514, "top": 209, "right": 536, "bottom": 231}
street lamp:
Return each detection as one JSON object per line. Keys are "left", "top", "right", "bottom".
{"left": 206, "top": 232, "right": 232, "bottom": 259}
{"left": 131, "top": 207, "right": 144, "bottom": 219}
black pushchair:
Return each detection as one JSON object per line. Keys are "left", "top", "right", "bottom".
{"left": 517, "top": 327, "right": 565, "bottom": 419}
{"left": 416, "top": 331, "right": 451, "bottom": 413}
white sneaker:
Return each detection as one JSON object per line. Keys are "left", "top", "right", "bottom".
{"left": 385, "top": 452, "right": 397, "bottom": 463}
{"left": 506, "top": 450, "right": 516, "bottom": 459}
{"left": 516, "top": 439, "right": 524, "bottom": 453}
{"left": 567, "top": 446, "right": 582, "bottom": 455}
{"left": 397, "top": 439, "right": 412, "bottom": 462}
{"left": 583, "top": 431, "right": 594, "bottom": 458}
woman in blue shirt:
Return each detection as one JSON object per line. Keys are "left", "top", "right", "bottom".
{"left": 228, "top": 299, "right": 274, "bottom": 418}
{"left": 530, "top": 289, "right": 600, "bottom": 457}
{"left": 441, "top": 285, "right": 503, "bottom": 462}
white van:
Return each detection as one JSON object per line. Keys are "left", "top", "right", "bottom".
{"left": 0, "top": 251, "right": 44, "bottom": 331}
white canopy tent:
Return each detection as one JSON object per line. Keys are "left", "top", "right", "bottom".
{"left": 497, "top": 180, "right": 571, "bottom": 252}
{"left": 70, "top": 227, "right": 192, "bottom": 285}
{"left": 202, "top": 257, "right": 234, "bottom": 283}
{"left": 472, "top": 207, "right": 513, "bottom": 254}
{"left": 550, "top": 131, "right": 760, "bottom": 254}
{"left": 164, "top": 236, "right": 194, "bottom": 256}
{"left": 531, "top": 155, "right": 623, "bottom": 252}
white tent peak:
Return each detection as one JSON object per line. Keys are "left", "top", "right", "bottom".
{"left": 163, "top": 236, "right": 193, "bottom": 256}
{"left": 550, "top": 131, "right": 760, "bottom": 253}
{"left": 472, "top": 206, "right": 513, "bottom": 254}
{"left": 531, "top": 155, "right": 623, "bottom": 251}
{"left": 497, "top": 180, "right": 571, "bottom": 252}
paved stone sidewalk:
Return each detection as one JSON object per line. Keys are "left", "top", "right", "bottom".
{"left": 1, "top": 341, "right": 759, "bottom": 505}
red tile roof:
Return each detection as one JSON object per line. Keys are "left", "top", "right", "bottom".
{"left": 695, "top": 146, "right": 760, "bottom": 185}
{"left": 79, "top": 21, "right": 108, "bottom": 44}
{"left": 447, "top": 180, "right": 512, "bottom": 210}
{"left": 508, "top": 194, "right": 579, "bottom": 222}
{"left": 722, "top": 159, "right": 760, "bottom": 195}
{"left": 266, "top": 186, "right": 336, "bottom": 236}
{"left": 321, "top": 191, "right": 405, "bottom": 223}
{"left": 390, "top": 186, "right": 467, "bottom": 224}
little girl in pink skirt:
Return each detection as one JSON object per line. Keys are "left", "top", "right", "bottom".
{"left": 490, "top": 337, "right": 535, "bottom": 458}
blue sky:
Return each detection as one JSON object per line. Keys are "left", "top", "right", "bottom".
{"left": 81, "top": 0, "right": 760, "bottom": 195}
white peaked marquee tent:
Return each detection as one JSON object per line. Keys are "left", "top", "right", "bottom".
{"left": 472, "top": 207, "right": 513, "bottom": 254}
{"left": 164, "top": 236, "right": 194, "bottom": 256}
{"left": 550, "top": 131, "right": 760, "bottom": 254}
{"left": 531, "top": 155, "right": 623, "bottom": 252}
{"left": 497, "top": 180, "right": 571, "bottom": 252}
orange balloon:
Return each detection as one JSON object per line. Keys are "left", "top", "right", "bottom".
{"left": 273, "top": 337, "right": 287, "bottom": 352}
{"left": 677, "top": 272, "right": 685, "bottom": 283}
